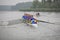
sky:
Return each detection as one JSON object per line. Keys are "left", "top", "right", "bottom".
{"left": 0, "top": 0, "right": 41, "bottom": 5}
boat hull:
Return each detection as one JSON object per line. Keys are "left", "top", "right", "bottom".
{"left": 27, "top": 23, "right": 38, "bottom": 28}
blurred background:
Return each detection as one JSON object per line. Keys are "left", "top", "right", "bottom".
{"left": 0, "top": 0, "right": 60, "bottom": 40}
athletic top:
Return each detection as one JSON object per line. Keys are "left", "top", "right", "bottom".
{"left": 30, "top": 18, "right": 37, "bottom": 24}
{"left": 22, "top": 16, "right": 31, "bottom": 20}
{"left": 31, "top": 20, "right": 37, "bottom": 24}
{"left": 22, "top": 16, "right": 28, "bottom": 19}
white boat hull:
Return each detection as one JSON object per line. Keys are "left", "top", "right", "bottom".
{"left": 31, "top": 24, "right": 38, "bottom": 28}
{"left": 27, "top": 23, "right": 38, "bottom": 28}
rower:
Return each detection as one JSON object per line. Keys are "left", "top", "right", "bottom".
{"left": 22, "top": 13, "right": 33, "bottom": 23}
{"left": 36, "top": 12, "right": 40, "bottom": 17}
{"left": 30, "top": 17, "right": 37, "bottom": 24}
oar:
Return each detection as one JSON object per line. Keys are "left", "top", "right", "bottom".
{"left": 37, "top": 20, "right": 55, "bottom": 24}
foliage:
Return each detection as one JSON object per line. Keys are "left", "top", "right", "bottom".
{"left": 31, "top": 0, "right": 40, "bottom": 8}
{"left": 31, "top": 0, "right": 60, "bottom": 8}
{"left": 19, "top": 0, "right": 60, "bottom": 12}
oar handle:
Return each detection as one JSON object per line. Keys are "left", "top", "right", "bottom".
{"left": 37, "top": 20, "right": 55, "bottom": 24}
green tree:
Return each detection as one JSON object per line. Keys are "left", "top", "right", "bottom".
{"left": 47, "top": 0, "right": 51, "bottom": 3}
{"left": 53, "top": 0, "right": 60, "bottom": 8}
{"left": 32, "top": 0, "right": 39, "bottom": 8}
{"left": 42, "top": 0, "right": 45, "bottom": 3}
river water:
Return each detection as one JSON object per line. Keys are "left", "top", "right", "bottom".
{"left": 0, "top": 11, "right": 60, "bottom": 40}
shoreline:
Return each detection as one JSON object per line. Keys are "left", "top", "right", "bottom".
{"left": 19, "top": 8, "right": 60, "bottom": 12}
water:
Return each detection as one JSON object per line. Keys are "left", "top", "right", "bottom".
{"left": 0, "top": 11, "right": 60, "bottom": 40}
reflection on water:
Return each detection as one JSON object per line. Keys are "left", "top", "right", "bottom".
{"left": 0, "top": 11, "right": 60, "bottom": 40}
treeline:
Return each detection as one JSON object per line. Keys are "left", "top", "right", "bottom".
{"left": 20, "top": 0, "right": 60, "bottom": 12}
{"left": 31, "top": 0, "right": 60, "bottom": 8}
